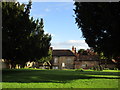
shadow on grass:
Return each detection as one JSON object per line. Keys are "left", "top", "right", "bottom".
{"left": 2, "top": 69, "right": 120, "bottom": 83}
{"left": 75, "top": 70, "right": 120, "bottom": 76}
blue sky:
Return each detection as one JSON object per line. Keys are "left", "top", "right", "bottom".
{"left": 18, "top": 1, "right": 89, "bottom": 50}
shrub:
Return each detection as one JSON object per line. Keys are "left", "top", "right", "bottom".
{"left": 99, "top": 65, "right": 103, "bottom": 71}
{"left": 114, "top": 68, "right": 118, "bottom": 70}
{"left": 91, "top": 65, "right": 103, "bottom": 71}
{"left": 104, "top": 68, "right": 109, "bottom": 70}
{"left": 75, "top": 68, "right": 84, "bottom": 72}
{"left": 92, "top": 66, "right": 96, "bottom": 71}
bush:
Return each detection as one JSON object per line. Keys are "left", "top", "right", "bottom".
{"left": 91, "top": 65, "right": 103, "bottom": 71}
{"left": 114, "top": 68, "right": 118, "bottom": 70}
{"left": 104, "top": 68, "right": 109, "bottom": 70}
{"left": 75, "top": 68, "right": 84, "bottom": 72}
{"left": 99, "top": 65, "right": 103, "bottom": 71}
{"left": 92, "top": 66, "right": 96, "bottom": 71}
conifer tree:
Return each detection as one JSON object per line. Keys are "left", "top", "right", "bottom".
{"left": 2, "top": 1, "right": 51, "bottom": 68}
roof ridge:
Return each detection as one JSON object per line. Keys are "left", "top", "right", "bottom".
{"left": 52, "top": 49, "right": 75, "bottom": 56}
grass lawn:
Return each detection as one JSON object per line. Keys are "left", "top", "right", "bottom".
{"left": 2, "top": 69, "right": 120, "bottom": 88}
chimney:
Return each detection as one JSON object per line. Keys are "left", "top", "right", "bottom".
{"left": 72, "top": 46, "right": 74, "bottom": 53}
{"left": 74, "top": 47, "right": 76, "bottom": 54}
{"left": 72, "top": 46, "right": 76, "bottom": 54}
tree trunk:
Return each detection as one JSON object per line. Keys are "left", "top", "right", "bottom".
{"left": 117, "top": 62, "right": 120, "bottom": 70}
{"left": 11, "top": 63, "right": 16, "bottom": 69}
{"left": 20, "top": 63, "right": 26, "bottom": 68}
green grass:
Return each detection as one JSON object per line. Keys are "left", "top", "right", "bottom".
{"left": 2, "top": 69, "right": 120, "bottom": 88}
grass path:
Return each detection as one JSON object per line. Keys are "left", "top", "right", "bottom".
{"left": 2, "top": 69, "right": 120, "bottom": 88}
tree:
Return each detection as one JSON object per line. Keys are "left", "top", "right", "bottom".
{"left": 28, "top": 18, "right": 51, "bottom": 62}
{"left": 38, "top": 49, "right": 52, "bottom": 63}
{"left": 2, "top": 1, "right": 32, "bottom": 68}
{"left": 74, "top": 2, "right": 120, "bottom": 69}
{"left": 99, "top": 52, "right": 107, "bottom": 59}
{"left": 2, "top": 1, "right": 51, "bottom": 68}
{"left": 78, "top": 49, "right": 85, "bottom": 54}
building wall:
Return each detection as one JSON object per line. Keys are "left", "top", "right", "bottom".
{"left": 78, "top": 55, "right": 99, "bottom": 61}
{"left": 75, "top": 60, "right": 99, "bottom": 69}
{"left": 52, "top": 56, "right": 75, "bottom": 69}
{"left": 1, "top": 59, "right": 11, "bottom": 69}
{"left": 100, "top": 64, "right": 116, "bottom": 69}
{"left": 2, "top": 61, "right": 10, "bottom": 69}
{"left": 75, "top": 54, "right": 100, "bottom": 69}
{"left": 99, "top": 59, "right": 116, "bottom": 69}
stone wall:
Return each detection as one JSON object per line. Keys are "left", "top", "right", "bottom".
{"left": 75, "top": 60, "right": 99, "bottom": 69}
{"left": 52, "top": 56, "right": 75, "bottom": 69}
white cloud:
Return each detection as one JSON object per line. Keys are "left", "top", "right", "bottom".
{"left": 51, "top": 40, "right": 90, "bottom": 51}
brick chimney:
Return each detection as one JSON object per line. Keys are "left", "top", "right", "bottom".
{"left": 72, "top": 46, "right": 74, "bottom": 52}
{"left": 72, "top": 46, "right": 76, "bottom": 54}
{"left": 74, "top": 47, "right": 76, "bottom": 54}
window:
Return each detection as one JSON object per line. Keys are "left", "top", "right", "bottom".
{"left": 54, "top": 57, "right": 58, "bottom": 63}
{"left": 62, "top": 63, "right": 65, "bottom": 67}
{"left": 90, "top": 58, "right": 92, "bottom": 60}
{"left": 82, "top": 64, "right": 86, "bottom": 67}
{"left": 67, "top": 58, "right": 72, "bottom": 63}
{"left": 53, "top": 66, "right": 58, "bottom": 69}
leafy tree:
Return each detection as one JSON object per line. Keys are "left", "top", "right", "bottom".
{"left": 2, "top": 1, "right": 51, "bottom": 68}
{"left": 38, "top": 49, "right": 52, "bottom": 63}
{"left": 78, "top": 49, "right": 88, "bottom": 55}
{"left": 99, "top": 52, "right": 107, "bottom": 59}
{"left": 74, "top": 2, "right": 120, "bottom": 69}
{"left": 78, "top": 49, "right": 85, "bottom": 54}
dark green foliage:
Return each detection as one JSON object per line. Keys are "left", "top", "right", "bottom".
{"left": 2, "top": 1, "right": 51, "bottom": 68}
{"left": 75, "top": 68, "right": 84, "bottom": 72}
{"left": 74, "top": 2, "right": 120, "bottom": 69}
{"left": 93, "top": 66, "right": 96, "bottom": 71}
{"left": 78, "top": 49, "right": 89, "bottom": 55}
{"left": 99, "top": 52, "right": 107, "bottom": 59}
{"left": 38, "top": 49, "right": 52, "bottom": 63}
{"left": 92, "top": 65, "right": 103, "bottom": 71}
{"left": 28, "top": 18, "right": 51, "bottom": 61}
{"left": 78, "top": 49, "right": 85, "bottom": 54}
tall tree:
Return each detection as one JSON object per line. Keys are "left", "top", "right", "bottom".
{"left": 74, "top": 2, "right": 120, "bottom": 69}
{"left": 38, "top": 49, "right": 52, "bottom": 63}
{"left": 2, "top": 1, "right": 51, "bottom": 68}
{"left": 28, "top": 18, "right": 51, "bottom": 62}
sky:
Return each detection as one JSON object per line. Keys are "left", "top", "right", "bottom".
{"left": 18, "top": 0, "right": 90, "bottom": 51}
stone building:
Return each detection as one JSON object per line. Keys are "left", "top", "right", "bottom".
{"left": 2, "top": 46, "right": 116, "bottom": 69}
{"left": 50, "top": 49, "right": 76, "bottom": 69}
{"left": 74, "top": 54, "right": 99, "bottom": 69}
{"left": 73, "top": 47, "right": 100, "bottom": 69}
{"left": 99, "top": 59, "right": 116, "bottom": 69}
